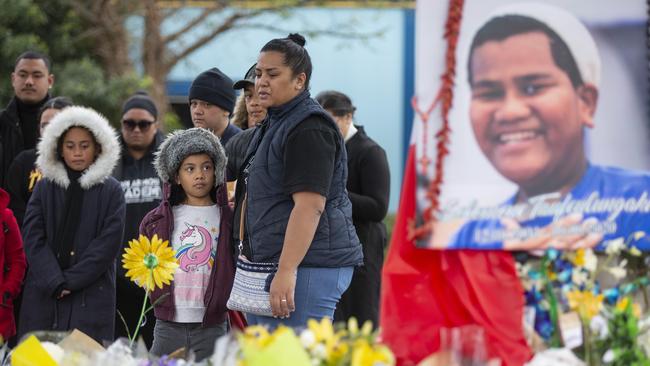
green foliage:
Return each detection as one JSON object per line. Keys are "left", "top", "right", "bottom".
{"left": 594, "top": 302, "right": 650, "bottom": 366}
{"left": 0, "top": 0, "right": 147, "bottom": 124}
{"left": 162, "top": 111, "right": 184, "bottom": 133}
{"left": 53, "top": 58, "right": 148, "bottom": 127}
{"left": 0, "top": 0, "right": 47, "bottom": 102}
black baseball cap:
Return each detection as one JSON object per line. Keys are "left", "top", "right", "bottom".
{"left": 233, "top": 63, "right": 256, "bottom": 90}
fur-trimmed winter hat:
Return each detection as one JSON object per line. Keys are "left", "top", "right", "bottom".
{"left": 36, "top": 106, "right": 121, "bottom": 189}
{"left": 154, "top": 127, "right": 226, "bottom": 186}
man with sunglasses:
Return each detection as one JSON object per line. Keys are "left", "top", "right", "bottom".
{"left": 112, "top": 91, "right": 164, "bottom": 347}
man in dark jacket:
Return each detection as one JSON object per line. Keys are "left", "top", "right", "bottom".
{"left": 112, "top": 92, "right": 164, "bottom": 346}
{"left": 316, "top": 91, "right": 390, "bottom": 327}
{"left": 189, "top": 67, "right": 241, "bottom": 146}
{"left": 0, "top": 51, "right": 53, "bottom": 187}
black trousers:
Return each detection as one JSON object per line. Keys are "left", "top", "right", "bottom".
{"left": 333, "top": 239, "right": 384, "bottom": 328}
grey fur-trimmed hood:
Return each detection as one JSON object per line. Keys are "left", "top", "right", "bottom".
{"left": 36, "top": 106, "right": 121, "bottom": 189}
{"left": 154, "top": 127, "right": 226, "bottom": 186}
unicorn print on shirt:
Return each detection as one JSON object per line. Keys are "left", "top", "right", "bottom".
{"left": 176, "top": 222, "right": 214, "bottom": 272}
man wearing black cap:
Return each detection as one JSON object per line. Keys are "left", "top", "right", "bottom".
{"left": 189, "top": 67, "right": 241, "bottom": 146}
{"left": 112, "top": 91, "right": 164, "bottom": 347}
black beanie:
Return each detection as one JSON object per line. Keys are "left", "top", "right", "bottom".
{"left": 122, "top": 91, "right": 158, "bottom": 119}
{"left": 189, "top": 67, "right": 236, "bottom": 114}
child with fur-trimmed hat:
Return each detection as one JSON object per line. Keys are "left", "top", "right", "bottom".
{"left": 139, "top": 127, "right": 235, "bottom": 361}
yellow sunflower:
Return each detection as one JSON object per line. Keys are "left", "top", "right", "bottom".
{"left": 122, "top": 234, "right": 178, "bottom": 291}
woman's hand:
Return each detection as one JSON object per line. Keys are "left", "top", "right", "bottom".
{"left": 269, "top": 267, "right": 297, "bottom": 318}
{"left": 271, "top": 191, "right": 324, "bottom": 318}
{"left": 57, "top": 289, "right": 71, "bottom": 299}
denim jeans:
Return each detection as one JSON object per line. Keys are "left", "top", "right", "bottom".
{"left": 246, "top": 266, "right": 354, "bottom": 329}
{"left": 150, "top": 319, "right": 227, "bottom": 361}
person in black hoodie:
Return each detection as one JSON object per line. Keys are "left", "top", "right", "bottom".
{"left": 316, "top": 90, "right": 390, "bottom": 328}
{"left": 112, "top": 91, "right": 164, "bottom": 346}
{"left": 7, "top": 96, "right": 73, "bottom": 228}
{"left": 0, "top": 51, "right": 54, "bottom": 187}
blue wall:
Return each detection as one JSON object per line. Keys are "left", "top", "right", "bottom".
{"left": 149, "top": 7, "right": 410, "bottom": 212}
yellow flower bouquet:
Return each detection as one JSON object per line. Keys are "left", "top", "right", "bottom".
{"left": 228, "top": 317, "right": 395, "bottom": 366}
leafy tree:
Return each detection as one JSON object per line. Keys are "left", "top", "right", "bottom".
{"left": 68, "top": 0, "right": 382, "bottom": 118}
{"left": 0, "top": 0, "right": 382, "bottom": 127}
{"left": 0, "top": 0, "right": 147, "bottom": 126}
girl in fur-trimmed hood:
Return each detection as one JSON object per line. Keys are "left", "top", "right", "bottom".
{"left": 19, "top": 106, "right": 126, "bottom": 344}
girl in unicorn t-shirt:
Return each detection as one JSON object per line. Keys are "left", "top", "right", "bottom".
{"left": 140, "top": 128, "right": 235, "bottom": 361}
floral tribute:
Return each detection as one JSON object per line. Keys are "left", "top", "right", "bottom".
{"left": 229, "top": 317, "right": 394, "bottom": 366}
{"left": 520, "top": 232, "right": 650, "bottom": 365}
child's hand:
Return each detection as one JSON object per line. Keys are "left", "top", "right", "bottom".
{"left": 57, "top": 289, "right": 71, "bottom": 299}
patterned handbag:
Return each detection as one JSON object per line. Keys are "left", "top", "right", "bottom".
{"left": 227, "top": 257, "right": 277, "bottom": 316}
{"left": 227, "top": 193, "right": 278, "bottom": 316}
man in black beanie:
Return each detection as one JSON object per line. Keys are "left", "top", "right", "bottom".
{"left": 112, "top": 91, "right": 164, "bottom": 347}
{"left": 189, "top": 67, "right": 241, "bottom": 146}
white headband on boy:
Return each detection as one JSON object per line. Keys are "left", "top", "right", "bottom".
{"left": 480, "top": 2, "right": 601, "bottom": 88}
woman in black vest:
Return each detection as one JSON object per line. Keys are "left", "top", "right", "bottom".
{"left": 234, "top": 33, "right": 363, "bottom": 328}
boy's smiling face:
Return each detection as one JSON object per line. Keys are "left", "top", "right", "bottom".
{"left": 469, "top": 31, "right": 597, "bottom": 193}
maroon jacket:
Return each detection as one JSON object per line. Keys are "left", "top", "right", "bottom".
{"left": 139, "top": 182, "right": 235, "bottom": 326}
{"left": 0, "top": 188, "right": 26, "bottom": 340}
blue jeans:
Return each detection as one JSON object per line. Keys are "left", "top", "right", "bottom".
{"left": 247, "top": 266, "right": 354, "bottom": 329}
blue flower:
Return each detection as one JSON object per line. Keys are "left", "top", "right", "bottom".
{"left": 546, "top": 248, "right": 560, "bottom": 261}
{"left": 557, "top": 270, "right": 572, "bottom": 284}
{"left": 525, "top": 287, "right": 543, "bottom": 306}
{"left": 622, "top": 283, "right": 637, "bottom": 295}
{"left": 603, "top": 288, "right": 620, "bottom": 304}
{"left": 535, "top": 309, "right": 554, "bottom": 340}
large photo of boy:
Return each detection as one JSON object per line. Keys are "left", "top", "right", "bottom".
{"left": 418, "top": 1, "right": 650, "bottom": 250}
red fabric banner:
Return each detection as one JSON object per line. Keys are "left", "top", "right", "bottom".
{"left": 380, "top": 145, "right": 533, "bottom": 366}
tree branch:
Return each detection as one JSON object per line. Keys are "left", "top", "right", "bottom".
{"left": 162, "top": 7, "right": 225, "bottom": 45}
{"left": 160, "top": 0, "right": 302, "bottom": 46}
{"left": 69, "top": 0, "right": 99, "bottom": 21}
{"left": 164, "top": 10, "right": 258, "bottom": 69}
{"left": 235, "top": 22, "right": 385, "bottom": 40}
{"left": 161, "top": 7, "right": 181, "bottom": 20}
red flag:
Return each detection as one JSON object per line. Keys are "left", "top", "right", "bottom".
{"left": 380, "top": 145, "right": 533, "bottom": 366}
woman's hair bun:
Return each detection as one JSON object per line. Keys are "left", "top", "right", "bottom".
{"left": 287, "top": 33, "right": 306, "bottom": 47}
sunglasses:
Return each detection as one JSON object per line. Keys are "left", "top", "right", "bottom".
{"left": 122, "top": 119, "right": 155, "bottom": 131}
